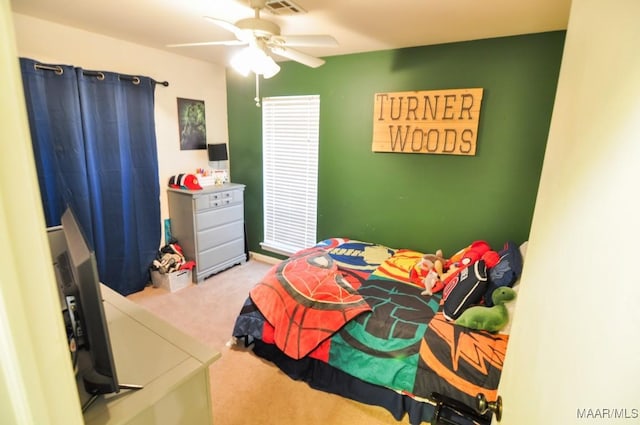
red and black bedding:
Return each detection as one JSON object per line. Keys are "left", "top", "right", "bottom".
{"left": 232, "top": 238, "right": 523, "bottom": 425}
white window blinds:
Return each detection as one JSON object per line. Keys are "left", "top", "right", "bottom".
{"left": 261, "top": 95, "right": 319, "bottom": 256}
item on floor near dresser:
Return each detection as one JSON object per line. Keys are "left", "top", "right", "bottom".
{"left": 150, "top": 268, "right": 192, "bottom": 292}
{"left": 149, "top": 242, "right": 195, "bottom": 292}
{"left": 164, "top": 218, "right": 172, "bottom": 245}
{"left": 151, "top": 242, "right": 190, "bottom": 273}
{"left": 167, "top": 183, "right": 247, "bottom": 283}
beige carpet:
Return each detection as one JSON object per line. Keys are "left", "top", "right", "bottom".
{"left": 127, "top": 259, "right": 404, "bottom": 425}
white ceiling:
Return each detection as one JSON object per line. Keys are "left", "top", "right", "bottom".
{"left": 10, "top": 0, "right": 572, "bottom": 67}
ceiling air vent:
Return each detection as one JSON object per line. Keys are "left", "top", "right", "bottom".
{"left": 264, "top": 0, "right": 307, "bottom": 15}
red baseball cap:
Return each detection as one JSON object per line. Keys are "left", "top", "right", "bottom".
{"left": 181, "top": 174, "right": 202, "bottom": 190}
{"left": 168, "top": 173, "right": 202, "bottom": 190}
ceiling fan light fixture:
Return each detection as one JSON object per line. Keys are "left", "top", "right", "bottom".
{"left": 260, "top": 58, "right": 281, "bottom": 79}
{"left": 230, "top": 44, "right": 280, "bottom": 78}
{"left": 230, "top": 47, "right": 253, "bottom": 77}
{"left": 170, "top": 0, "right": 332, "bottom": 75}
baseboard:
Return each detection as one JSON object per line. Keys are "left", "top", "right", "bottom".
{"left": 249, "top": 251, "right": 282, "bottom": 265}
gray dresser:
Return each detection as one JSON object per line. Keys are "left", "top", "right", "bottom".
{"left": 167, "top": 183, "right": 246, "bottom": 283}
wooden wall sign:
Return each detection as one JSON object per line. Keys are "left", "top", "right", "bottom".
{"left": 372, "top": 88, "right": 483, "bottom": 155}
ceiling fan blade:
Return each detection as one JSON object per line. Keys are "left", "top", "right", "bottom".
{"left": 272, "top": 34, "right": 338, "bottom": 47}
{"left": 204, "top": 16, "right": 247, "bottom": 40}
{"left": 166, "top": 40, "right": 247, "bottom": 48}
{"left": 269, "top": 46, "right": 325, "bottom": 68}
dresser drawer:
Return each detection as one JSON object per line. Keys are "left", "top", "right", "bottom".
{"left": 198, "top": 239, "right": 245, "bottom": 271}
{"left": 196, "top": 204, "right": 243, "bottom": 231}
{"left": 194, "top": 189, "right": 241, "bottom": 211}
{"left": 197, "top": 221, "right": 244, "bottom": 252}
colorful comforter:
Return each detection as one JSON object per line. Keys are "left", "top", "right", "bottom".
{"left": 233, "top": 238, "right": 509, "bottom": 415}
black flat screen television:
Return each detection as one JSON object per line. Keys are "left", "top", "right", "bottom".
{"left": 51, "top": 207, "right": 119, "bottom": 408}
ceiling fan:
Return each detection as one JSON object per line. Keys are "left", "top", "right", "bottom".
{"left": 167, "top": 0, "right": 338, "bottom": 75}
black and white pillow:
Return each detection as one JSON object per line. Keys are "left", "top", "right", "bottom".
{"left": 442, "top": 260, "right": 488, "bottom": 321}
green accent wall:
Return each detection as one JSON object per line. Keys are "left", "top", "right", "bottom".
{"left": 227, "top": 31, "right": 565, "bottom": 257}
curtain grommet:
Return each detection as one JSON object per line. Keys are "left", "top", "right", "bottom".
{"left": 34, "top": 63, "right": 64, "bottom": 75}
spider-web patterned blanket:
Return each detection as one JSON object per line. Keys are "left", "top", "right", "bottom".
{"left": 249, "top": 246, "right": 372, "bottom": 359}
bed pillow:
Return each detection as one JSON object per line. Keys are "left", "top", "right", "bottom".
{"left": 326, "top": 240, "right": 396, "bottom": 272}
{"left": 369, "top": 249, "right": 425, "bottom": 286}
{"left": 442, "top": 260, "right": 488, "bottom": 321}
{"left": 484, "top": 241, "right": 523, "bottom": 306}
{"left": 497, "top": 241, "right": 528, "bottom": 335}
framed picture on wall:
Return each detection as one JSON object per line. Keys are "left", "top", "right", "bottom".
{"left": 177, "top": 98, "right": 206, "bottom": 150}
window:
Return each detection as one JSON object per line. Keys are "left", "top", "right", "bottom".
{"left": 261, "top": 95, "right": 319, "bottom": 256}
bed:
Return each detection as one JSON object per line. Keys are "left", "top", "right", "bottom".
{"left": 232, "top": 238, "right": 523, "bottom": 425}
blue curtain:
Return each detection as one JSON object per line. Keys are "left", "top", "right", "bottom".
{"left": 19, "top": 60, "right": 94, "bottom": 243}
{"left": 20, "top": 58, "right": 161, "bottom": 295}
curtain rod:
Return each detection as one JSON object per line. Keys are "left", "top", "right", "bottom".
{"left": 33, "top": 63, "right": 169, "bottom": 87}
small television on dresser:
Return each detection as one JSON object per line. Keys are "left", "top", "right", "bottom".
{"left": 48, "top": 207, "right": 120, "bottom": 410}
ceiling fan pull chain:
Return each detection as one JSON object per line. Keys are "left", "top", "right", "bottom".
{"left": 254, "top": 73, "right": 261, "bottom": 107}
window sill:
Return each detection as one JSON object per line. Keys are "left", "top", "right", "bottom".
{"left": 259, "top": 242, "right": 296, "bottom": 257}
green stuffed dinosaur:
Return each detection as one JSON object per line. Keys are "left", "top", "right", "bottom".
{"left": 455, "top": 287, "right": 517, "bottom": 333}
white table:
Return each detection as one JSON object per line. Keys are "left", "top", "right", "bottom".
{"left": 81, "top": 285, "right": 220, "bottom": 425}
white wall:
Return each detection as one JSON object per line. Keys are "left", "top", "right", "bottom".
{"left": 498, "top": 0, "right": 640, "bottom": 423}
{"left": 1, "top": 2, "right": 84, "bottom": 423}
{"left": 12, "top": 13, "right": 229, "bottom": 233}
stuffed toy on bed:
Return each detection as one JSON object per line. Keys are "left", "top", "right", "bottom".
{"left": 409, "top": 249, "right": 446, "bottom": 295}
{"left": 454, "top": 286, "right": 517, "bottom": 333}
